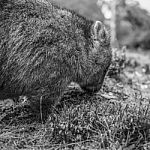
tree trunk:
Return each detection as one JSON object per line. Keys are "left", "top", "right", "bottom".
{"left": 110, "top": 0, "right": 119, "bottom": 48}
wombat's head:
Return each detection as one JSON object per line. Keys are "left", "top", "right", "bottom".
{"left": 80, "top": 21, "right": 112, "bottom": 93}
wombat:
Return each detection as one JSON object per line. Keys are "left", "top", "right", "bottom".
{"left": 0, "top": 0, "right": 112, "bottom": 120}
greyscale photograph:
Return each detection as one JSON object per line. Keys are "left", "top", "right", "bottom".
{"left": 0, "top": 0, "right": 150, "bottom": 149}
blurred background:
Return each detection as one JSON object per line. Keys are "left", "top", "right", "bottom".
{"left": 51, "top": 0, "right": 150, "bottom": 50}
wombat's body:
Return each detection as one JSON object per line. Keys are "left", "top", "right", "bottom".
{"left": 0, "top": 0, "right": 111, "bottom": 119}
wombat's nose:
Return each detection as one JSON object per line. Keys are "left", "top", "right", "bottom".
{"left": 81, "top": 85, "right": 100, "bottom": 94}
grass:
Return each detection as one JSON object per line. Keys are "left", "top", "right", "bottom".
{"left": 0, "top": 49, "right": 150, "bottom": 150}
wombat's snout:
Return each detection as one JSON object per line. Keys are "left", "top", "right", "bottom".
{"left": 81, "top": 84, "right": 101, "bottom": 94}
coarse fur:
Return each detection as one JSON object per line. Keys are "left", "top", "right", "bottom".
{"left": 0, "top": 0, "right": 112, "bottom": 120}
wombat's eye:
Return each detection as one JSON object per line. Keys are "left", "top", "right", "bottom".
{"left": 61, "top": 15, "right": 65, "bottom": 18}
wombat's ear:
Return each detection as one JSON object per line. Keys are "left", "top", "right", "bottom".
{"left": 92, "top": 21, "right": 106, "bottom": 41}
{"left": 92, "top": 21, "right": 103, "bottom": 40}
